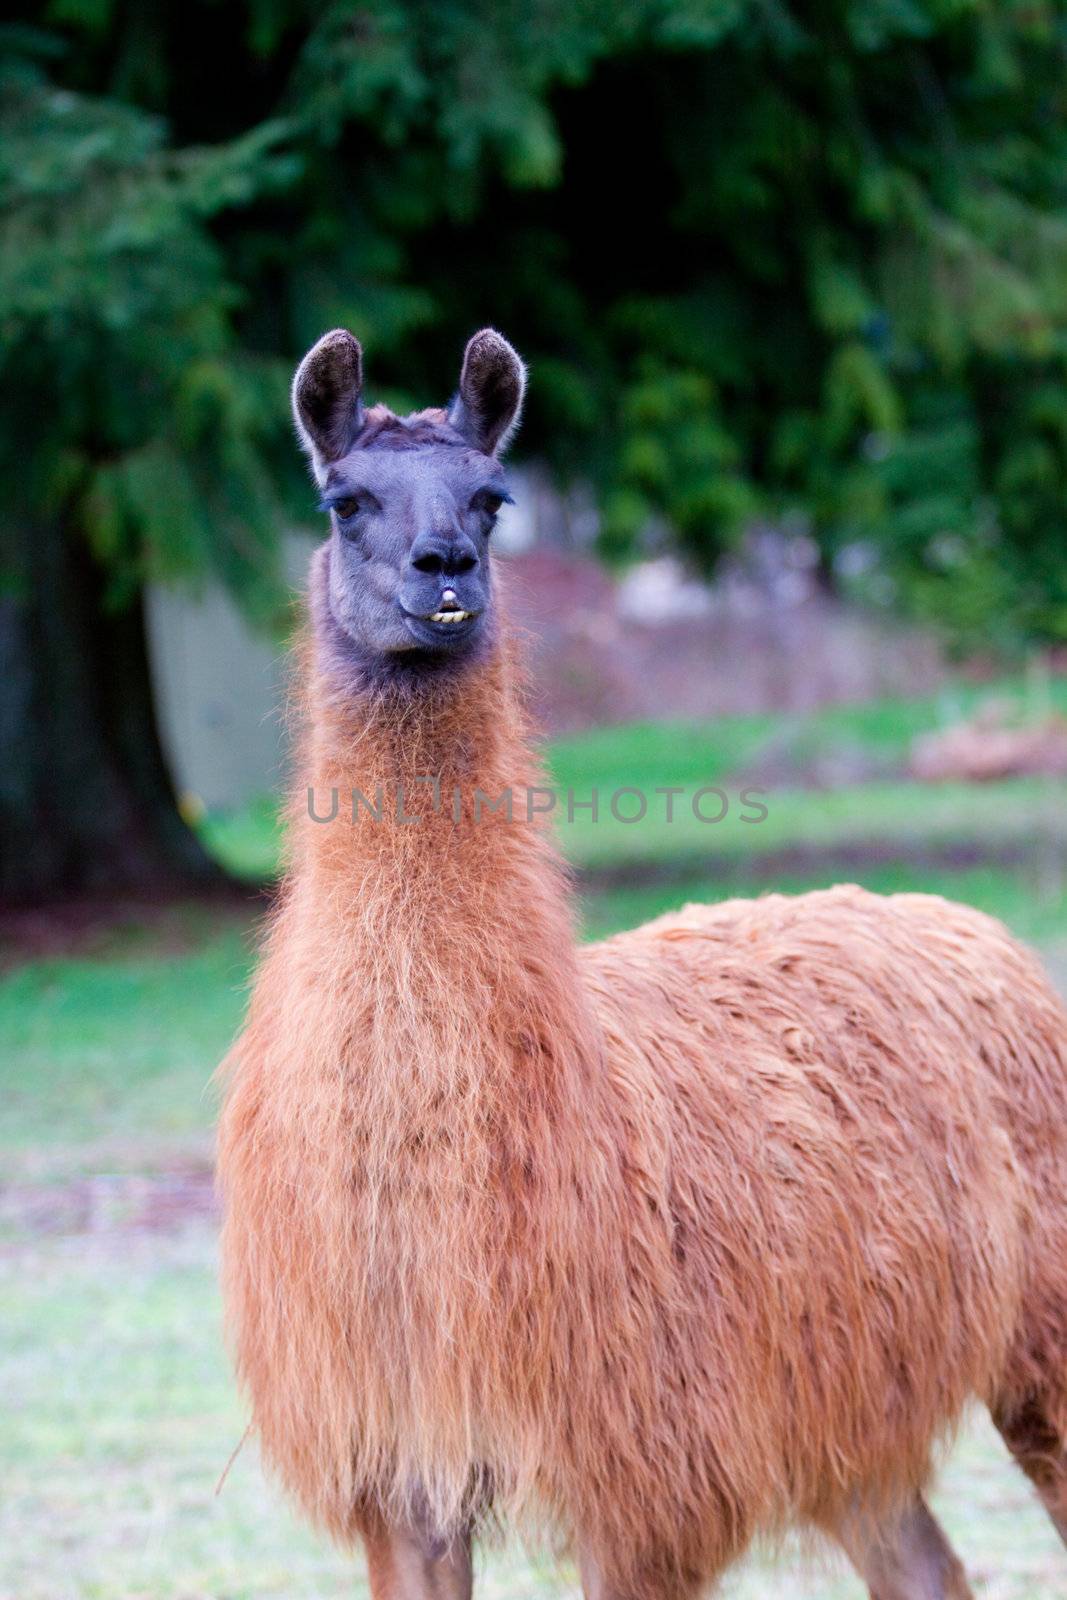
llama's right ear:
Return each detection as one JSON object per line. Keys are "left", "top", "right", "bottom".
{"left": 292, "top": 329, "right": 364, "bottom": 483}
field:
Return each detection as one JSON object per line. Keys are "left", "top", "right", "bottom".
{"left": 4, "top": 678, "right": 1067, "bottom": 1598}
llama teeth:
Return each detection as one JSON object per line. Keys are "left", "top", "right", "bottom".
{"left": 430, "top": 610, "right": 470, "bottom": 623}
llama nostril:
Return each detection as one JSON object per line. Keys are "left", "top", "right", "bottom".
{"left": 412, "top": 552, "right": 444, "bottom": 576}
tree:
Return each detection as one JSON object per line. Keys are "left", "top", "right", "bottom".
{"left": 0, "top": 40, "right": 297, "bottom": 901}
{"left": 5, "top": 2, "right": 1067, "bottom": 899}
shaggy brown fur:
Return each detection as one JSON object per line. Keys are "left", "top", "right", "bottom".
{"left": 218, "top": 587, "right": 1067, "bottom": 1595}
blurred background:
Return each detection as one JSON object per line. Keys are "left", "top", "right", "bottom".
{"left": 3, "top": 2, "right": 1067, "bottom": 1595}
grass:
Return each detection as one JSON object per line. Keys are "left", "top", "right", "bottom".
{"left": 5, "top": 674, "right": 1067, "bottom": 1596}
{"left": 549, "top": 668, "right": 1067, "bottom": 791}
{"left": 557, "top": 775, "right": 1067, "bottom": 871}
{"left": 0, "top": 918, "right": 253, "bottom": 1177}
{"left": 578, "top": 863, "right": 1067, "bottom": 952}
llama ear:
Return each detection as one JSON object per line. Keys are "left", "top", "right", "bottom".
{"left": 448, "top": 329, "right": 526, "bottom": 456}
{"left": 292, "top": 329, "right": 365, "bottom": 482}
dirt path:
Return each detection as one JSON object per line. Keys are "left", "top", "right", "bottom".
{"left": 578, "top": 837, "right": 1053, "bottom": 893}
{"left": 0, "top": 1161, "right": 216, "bottom": 1246}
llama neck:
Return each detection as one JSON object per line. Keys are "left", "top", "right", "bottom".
{"left": 300, "top": 625, "right": 552, "bottom": 874}
{"left": 289, "top": 613, "right": 604, "bottom": 1113}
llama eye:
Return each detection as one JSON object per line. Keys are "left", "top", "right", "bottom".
{"left": 333, "top": 497, "right": 363, "bottom": 520}
{"left": 472, "top": 489, "right": 511, "bottom": 517}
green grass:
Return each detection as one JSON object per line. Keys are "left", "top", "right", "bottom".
{"left": 202, "top": 795, "right": 285, "bottom": 882}
{"left": 578, "top": 863, "right": 1067, "bottom": 951}
{"left": 548, "top": 669, "right": 1067, "bottom": 793}
{"left": 0, "top": 1230, "right": 353, "bottom": 1600}
{"left": 0, "top": 918, "right": 254, "bottom": 1175}
{"left": 557, "top": 775, "right": 1067, "bottom": 870}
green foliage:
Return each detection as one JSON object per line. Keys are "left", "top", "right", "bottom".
{"left": 0, "top": 37, "right": 299, "bottom": 617}
{"left": 5, "top": 2, "right": 1067, "bottom": 646}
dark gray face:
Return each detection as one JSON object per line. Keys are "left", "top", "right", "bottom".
{"left": 319, "top": 441, "right": 512, "bottom": 661}
{"left": 293, "top": 327, "right": 526, "bottom": 678}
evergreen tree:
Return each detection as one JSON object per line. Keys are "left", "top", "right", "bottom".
{"left": 0, "top": 37, "right": 296, "bottom": 899}
{"left": 4, "top": 3, "right": 1067, "bottom": 898}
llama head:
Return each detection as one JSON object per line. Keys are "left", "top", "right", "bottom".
{"left": 293, "top": 327, "right": 525, "bottom": 681}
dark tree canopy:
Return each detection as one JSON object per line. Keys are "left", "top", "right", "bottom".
{"left": 7, "top": 2, "right": 1067, "bottom": 641}
{"left": 3, "top": 2, "right": 1067, "bottom": 897}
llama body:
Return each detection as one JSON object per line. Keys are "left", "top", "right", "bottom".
{"left": 218, "top": 329, "right": 1067, "bottom": 1598}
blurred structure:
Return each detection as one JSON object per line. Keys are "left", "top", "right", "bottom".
{"left": 147, "top": 558, "right": 297, "bottom": 814}
{"left": 507, "top": 533, "right": 945, "bottom": 736}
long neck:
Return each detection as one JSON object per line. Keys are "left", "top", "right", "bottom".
{"left": 298, "top": 622, "right": 559, "bottom": 895}
{"left": 286, "top": 603, "right": 604, "bottom": 1118}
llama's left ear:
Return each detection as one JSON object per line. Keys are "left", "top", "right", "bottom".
{"left": 292, "top": 328, "right": 365, "bottom": 484}
{"left": 448, "top": 329, "right": 526, "bottom": 456}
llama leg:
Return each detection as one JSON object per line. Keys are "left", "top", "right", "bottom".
{"left": 834, "top": 1498, "right": 974, "bottom": 1600}
{"left": 993, "top": 1392, "right": 1067, "bottom": 1547}
{"left": 577, "top": 1543, "right": 701, "bottom": 1600}
{"left": 361, "top": 1516, "right": 473, "bottom": 1600}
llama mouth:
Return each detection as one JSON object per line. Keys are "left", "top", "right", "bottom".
{"left": 403, "top": 606, "right": 481, "bottom": 628}
{"left": 400, "top": 606, "right": 483, "bottom": 647}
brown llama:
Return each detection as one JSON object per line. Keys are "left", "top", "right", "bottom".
{"left": 217, "top": 327, "right": 1067, "bottom": 1600}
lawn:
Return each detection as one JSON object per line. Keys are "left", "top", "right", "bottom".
{"left": 0, "top": 915, "right": 254, "bottom": 1177}
{"left": 4, "top": 677, "right": 1067, "bottom": 1597}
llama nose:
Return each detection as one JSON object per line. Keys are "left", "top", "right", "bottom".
{"left": 407, "top": 529, "right": 480, "bottom": 580}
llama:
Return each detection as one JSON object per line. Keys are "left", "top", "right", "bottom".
{"left": 218, "top": 327, "right": 1067, "bottom": 1600}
